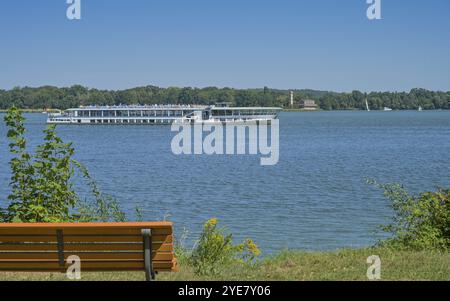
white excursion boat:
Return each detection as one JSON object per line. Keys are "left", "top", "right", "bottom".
{"left": 47, "top": 105, "right": 282, "bottom": 125}
{"left": 383, "top": 107, "right": 393, "bottom": 111}
{"left": 175, "top": 107, "right": 281, "bottom": 125}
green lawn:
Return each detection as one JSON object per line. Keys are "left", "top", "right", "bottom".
{"left": 0, "top": 248, "right": 448, "bottom": 281}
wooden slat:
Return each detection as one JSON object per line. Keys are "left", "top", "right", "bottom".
{"left": 0, "top": 234, "right": 172, "bottom": 243}
{"left": 0, "top": 227, "right": 172, "bottom": 236}
{"left": 0, "top": 252, "right": 174, "bottom": 261}
{"left": 0, "top": 242, "right": 172, "bottom": 252}
{"left": 0, "top": 222, "right": 173, "bottom": 229}
{"left": 172, "top": 258, "right": 179, "bottom": 272}
{"left": 62, "top": 242, "right": 173, "bottom": 252}
{"left": 63, "top": 235, "right": 172, "bottom": 243}
{"left": 64, "top": 234, "right": 172, "bottom": 243}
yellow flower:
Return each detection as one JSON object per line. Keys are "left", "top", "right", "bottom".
{"left": 245, "top": 239, "right": 261, "bottom": 257}
{"left": 205, "top": 218, "right": 218, "bottom": 228}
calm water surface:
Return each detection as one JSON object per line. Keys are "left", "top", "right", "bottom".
{"left": 1, "top": 111, "right": 449, "bottom": 253}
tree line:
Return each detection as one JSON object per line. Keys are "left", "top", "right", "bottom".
{"left": 0, "top": 85, "right": 449, "bottom": 110}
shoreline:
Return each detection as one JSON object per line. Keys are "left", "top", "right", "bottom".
{"left": 1, "top": 109, "right": 449, "bottom": 114}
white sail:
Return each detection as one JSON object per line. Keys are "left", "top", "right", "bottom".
{"left": 365, "top": 99, "right": 370, "bottom": 111}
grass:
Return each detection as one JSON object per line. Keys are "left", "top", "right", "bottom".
{"left": 0, "top": 247, "right": 448, "bottom": 281}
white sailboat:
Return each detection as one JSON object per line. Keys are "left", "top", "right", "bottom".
{"left": 365, "top": 99, "right": 370, "bottom": 112}
{"left": 418, "top": 106, "right": 423, "bottom": 111}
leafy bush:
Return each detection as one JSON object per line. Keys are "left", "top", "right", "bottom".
{"left": 187, "top": 218, "right": 261, "bottom": 276}
{"left": 372, "top": 180, "right": 450, "bottom": 251}
{"left": 1, "top": 107, "right": 126, "bottom": 223}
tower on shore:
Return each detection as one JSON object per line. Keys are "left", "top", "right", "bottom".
{"left": 290, "top": 91, "right": 294, "bottom": 107}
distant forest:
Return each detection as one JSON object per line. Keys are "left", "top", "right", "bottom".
{"left": 1, "top": 85, "right": 449, "bottom": 110}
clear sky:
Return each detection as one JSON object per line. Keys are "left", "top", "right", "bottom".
{"left": 1, "top": 0, "right": 449, "bottom": 92}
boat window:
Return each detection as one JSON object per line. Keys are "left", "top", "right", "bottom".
{"left": 103, "top": 110, "right": 113, "bottom": 117}
{"left": 129, "top": 110, "right": 140, "bottom": 117}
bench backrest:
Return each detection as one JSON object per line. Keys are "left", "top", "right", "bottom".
{"left": 0, "top": 222, "right": 177, "bottom": 274}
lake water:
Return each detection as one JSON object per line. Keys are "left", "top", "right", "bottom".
{"left": 0, "top": 111, "right": 449, "bottom": 254}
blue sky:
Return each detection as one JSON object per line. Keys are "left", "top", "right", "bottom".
{"left": 0, "top": 0, "right": 449, "bottom": 92}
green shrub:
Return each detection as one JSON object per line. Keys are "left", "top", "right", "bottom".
{"left": 187, "top": 218, "right": 261, "bottom": 276}
{"left": 372, "top": 180, "right": 450, "bottom": 251}
{"left": 1, "top": 107, "right": 126, "bottom": 223}
{"left": 1, "top": 107, "right": 79, "bottom": 222}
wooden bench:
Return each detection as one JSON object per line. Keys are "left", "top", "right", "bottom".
{"left": 0, "top": 222, "right": 177, "bottom": 280}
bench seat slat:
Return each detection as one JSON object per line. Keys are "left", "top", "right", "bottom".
{"left": 0, "top": 235, "right": 173, "bottom": 243}
{"left": 0, "top": 222, "right": 173, "bottom": 229}
{"left": 0, "top": 252, "right": 174, "bottom": 261}
{"left": 0, "top": 243, "right": 173, "bottom": 252}
{"left": 0, "top": 228, "right": 172, "bottom": 236}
